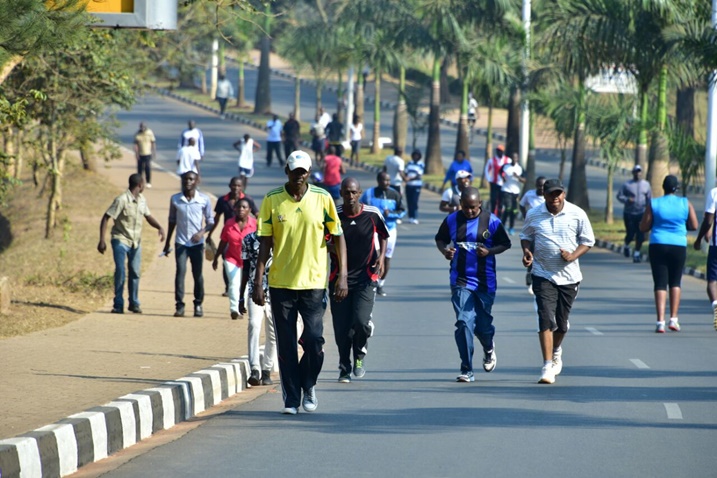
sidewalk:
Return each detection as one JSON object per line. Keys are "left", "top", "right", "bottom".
{"left": 0, "top": 149, "right": 266, "bottom": 476}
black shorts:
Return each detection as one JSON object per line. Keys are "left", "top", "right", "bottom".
{"left": 532, "top": 275, "right": 580, "bottom": 333}
{"left": 649, "top": 243, "right": 686, "bottom": 290}
{"left": 708, "top": 246, "right": 717, "bottom": 282}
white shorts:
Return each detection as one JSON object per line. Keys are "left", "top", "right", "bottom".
{"left": 374, "top": 227, "right": 398, "bottom": 259}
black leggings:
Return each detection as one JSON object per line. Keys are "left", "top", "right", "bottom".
{"left": 648, "top": 243, "right": 686, "bottom": 290}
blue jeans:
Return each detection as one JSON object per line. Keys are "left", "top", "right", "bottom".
{"left": 111, "top": 239, "right": 141, "bottom": 310}
{"left": 406, "top": 185, "right": 422, "bottom": 220}
{"left": 451, "top": 287, "right": 495, "bottom": 373}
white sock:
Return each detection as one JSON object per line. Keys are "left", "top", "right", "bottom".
{"left": 669, "top": 317, "right": 678, "bottom": 322}
{"left": 378, "top": 279, "right": 385, "bottom": 287}
{"left": 711, "top": 300, "right": 717, "bottom": 309}
{"left": 544, "top": 360, "right": 552, "bottom": 367}
{"left": 553, "top": 346, "right": 562, "bottom": 356}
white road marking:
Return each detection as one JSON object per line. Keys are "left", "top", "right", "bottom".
{"left": 503, "top": 277, "right": 516, "bottom": 284}
{"left": 585, "top": 327, "right": 604, "bottom": 336}
{"left": 629, "top": 359, "right": 650, "bottom": 369}
{"left": 664, "top": 403, "right": 683, "bottom": 419}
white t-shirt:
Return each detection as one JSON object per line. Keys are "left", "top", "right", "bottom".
{"left": 216, "top": 79, "right": 234, "bottom": 99}
{"left": 350, "top": 123, "right": 363, "bottom": 141}
{"left": 468, "top": 97, "right": 478, "bottom": 115}
{"left": 266, "top": 119, "right": 282, "bottom": 142}
{"left": 176, "top": 145, "right": 201, "bottom": 175}
{"left": 319, "top": 112, "right": 332, "bottom": 129}
{"left": 384, "top": 155, "right": 405, "bottom": 187}
{"left": 705, "top": 187, "right": 717, "bottom": 246}
{"left": 441, "top": 187, "right": 461, "bottom": 207}
{"left": 501, "top": 163, "right": 523, "bottom": 194}
{"left": 238, "top": 139, "right": 255, "bottom": 170}
{"left": 520, "top": 189, "right": 545, "bottom": 212}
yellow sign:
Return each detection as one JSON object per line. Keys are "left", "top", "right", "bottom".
{"left": 84, "top": 0, "right": 134, "bottom": 13}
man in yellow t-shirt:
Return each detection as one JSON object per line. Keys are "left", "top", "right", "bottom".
{"left": 253, "top": 150, "right": 348, "bottom": 415}
{"left": 134, "top": 122, "right": 156, "bottom": 188}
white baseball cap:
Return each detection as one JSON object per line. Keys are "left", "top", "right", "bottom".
{"left": 287, "top": 150, "right": 312, "bottom": 171}
{"left": 455, "top": 170, "right": 473, "bottom": 180}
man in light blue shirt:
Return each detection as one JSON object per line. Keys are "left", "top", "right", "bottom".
{"left": 163, "top": 171, "right": 214, "bottom": 318}
{"left": 265, "top": 114, "right": 284, "bottom": 167}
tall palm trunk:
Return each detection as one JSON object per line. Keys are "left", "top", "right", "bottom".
{"left": 355, "top": 73, "right": 365, "bottom": 121}
{"left": 605, "top": 157, "right": 615, "bottom": 224}
{"left": 294, "top": 75, "right": 301, "bottom": 120}
{"left": 315, "top": 82, "right": 324, "bottom": 117}
{"left": 648, "top": 65, "right": 670, "bottom": 197}
{"left": 635, "top": 86, "right": 649, "bottom": 169}
{"left": 506, "top": 87, "right": 521, "bottom": 157}
{"left": 253, "top": 4, "right": 272, "bottom": 114}
{"left": 524, "top": 108, "right": 536, "bottom": 194}
{"left": 481, "top": 99, "right": 494, "bottom": 189}
{"left": 455, "top": 78, "right": 470, "bottom": 159}
{"left": 337, "top": 70, "right": 344, "bottom": 121}
{"left": 393, "top": 66, "right": 408, "bottom": 153}
{"left": 45, "top": 132, "right": 65, "bottom": 239}
{"left": 236, "top": 59, "right": 246, "bottom": 108}
{"left": 567, "top": 82, "right": 589, "bottom": 210}
{"left": 371, "top": 69, "right": 382, "bottom": 155}
{"left": 426, "top": 57, "right": 443, "bottom": 175}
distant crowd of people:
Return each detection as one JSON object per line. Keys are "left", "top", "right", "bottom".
{"left": 97, "top": 112, "right": 717, "bottom": 416}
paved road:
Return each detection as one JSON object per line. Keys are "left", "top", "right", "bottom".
{"left": 106, "top": 93, "right": 717, "bottom": 477}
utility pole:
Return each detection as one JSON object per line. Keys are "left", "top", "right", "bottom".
{"left": 346, "top": 66, "right": 355, "bottom": 143}
{"left": 519, "top": 0, "right": 531, "bottom": 167}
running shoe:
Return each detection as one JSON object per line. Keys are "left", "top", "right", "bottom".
{"left": 483, "top": 349, "right": 497, "bottom": 372}
{"left": 538, "top": 364, "right": 555, "bottom": 384}
{"left": 456, "top": 371, "right": 475, "bottom": 382}
{"left": 353, "top": 358, "right": 366, "bottom": 378}
{"left": 623, "top": 245, "right": 630, "bottom": 258}
{"left": 338, "top": 373, "right": 351, "bottom": 383}
{"left": 552, "top": 349, "right": 563, "bottom": 376}
{"left": 302, "top": 387, "right": 318, "bottom": 412}
{"left": 668, "top": 318, "right": 681, "bottom": 332}
{"left": 655, "top": 321, "right": 666, "bottom": 333}
{"left": 713, "top": 305, "right": 717, "bottom": 331}
{"left": 376, "top": 287, "right": 387, "bottom": 297}
{"left": 282, "top": 407, "right": 298, "bottom": 415}
{"left": 633, "top": 251, "right": 641, "bottom": 263}
{"left": 248, "top": 369, "right": 261, "bottom": 386}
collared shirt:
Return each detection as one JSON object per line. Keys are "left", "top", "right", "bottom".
{"left": 105, "top": 190, "right": 150, "bottom": 248}
{"left": 214, "top": 192, "right": 258, "bottom": 222}
{"left": 134, "top": 129, "right": 155, "bottom": 156}
{"left": 520, "top": 200, "right": 595, "bottom": 285}
{"left": 178, "top": 127, "right": 204, "bottom": 157}
{"left": 617, "top": 179, "right": 651, "bottom": 215}
{"left": 168, "top": 191, "right": 214, "bottom": 247}
{"left": 258, "top": 184, "right": 342, "bottom": 289}
{"left": 220, "top": 216, "right": 256, "bottom": 267}
{"left": 266, "top": 119, "right": 282, "bottom": 142}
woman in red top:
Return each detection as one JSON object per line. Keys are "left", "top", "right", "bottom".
{"left": 322, "top": 145, "right": 346, "bottom": 200}
{"left": 212, "top": 198, "right": 257, "bottom": 319}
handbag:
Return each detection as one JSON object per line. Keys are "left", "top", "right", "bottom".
{"left": 205, "top": 237, "right": 218, "bottom": 261}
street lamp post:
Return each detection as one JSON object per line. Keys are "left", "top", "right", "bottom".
{"left": 519, "top": 0, "right": 531, "bottom": 167}
{"left": 705, "top": 0, "right": 717, "bottom": 193}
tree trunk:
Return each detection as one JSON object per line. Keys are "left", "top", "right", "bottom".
{"left": 675, "top": 86, "right": 695, "bottom": 138}
{"left": 566, "top": 83, "right": 589, "bottom": 210}
{"left": 648, "top": 66, "right": 670, "bottom": 196}
{"left": 294, "top": 75, "right": 301, "bottom": 121}
{"left": 236, "top": 60, "right": 246, "bottom": 107}
{"left": 355, "top": 73, "right": 365, "bottom": 122}
{"left": 393, "top": 66, "right": 408, "bottom": 153}
{"left": 425, "top": 58, "right": 443, "bottom": 175}
{"left": 605, "top": 163, "right": 614, "bottom": 224}
{"left": 455, "top": 78, "right": 470, "bottom": 160}
{"left": 506, "top": 86, "right": 521, "bottom": 157}
{"left": 524, "top": 108, "right": 536, "bottom": 195}
{"left": 79, "top": 140, "right": 96, "bottom": 172}
{"left": 481, "top": 100, "right": 494, "bottom": 189}
{"left": 4, "top": 128, "right": 15, "bottom": 178}
{"left": 254, "top": 34, "right": 272, "bottom": 114}
{"left": 440, "top": 56, "right": 451, "bottom": 105}
{"left": 337, "top": 70, "right": 344, "bottom": 121}
{"left": 13, "top": 128, "right": 23, "bottom": 179}
{"left": 635, "top": 87, "right": 649, "bottom": 169}
{"left": 45, "top": 136, "right": 60, "bottom": 239}
{"left": 371, "top": 69, "right": 382, "bottom": 155}
{"left": 210, "top": 38, "right": 218, "bottom": 100}
{"left": 0, "top": 54, "right": 23, "bottom": 86}
{"left": 558, "top": 146, "right": 567, "bottom": 182}
{"left": 315, "top": 82, "right": 323, "bottom": 115}
{"left": 201, "top": 68, "right": 207, "bottom": 95}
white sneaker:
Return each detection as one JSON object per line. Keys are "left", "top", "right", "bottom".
{"left": 668, "top": 318, "right": 680, "bottom": 332}
{"left": 281, "top": 407, "right": 298, "bottom": 415}
{"left": 483, "top": 348, "right": 497, "bottom": 372}
{"left": 302, "top": 387, "right": 318, "bottom": 412}
{"left": 146, "top": 183, "right": 152, "bottom": 188}
{"left": 552, "top": 350, "right": 563, "bottom": 376}
{"left": 655, "top": 321, "right": 666, "bottom": 333}
{"left": 538, "top": 364, "right": 556, "bottom": 384}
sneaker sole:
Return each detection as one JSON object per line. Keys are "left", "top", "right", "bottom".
{"left": 456, "top": 376, "right": 475, "bottom": 383}
{"left": 538, "top": 377, "right": 555, "bottom": 384}
{"left": 668, "top": 325, "right": 680, "bottom": 332}
{"left": 282, "top": 407, "right": 298, "bottom": 415}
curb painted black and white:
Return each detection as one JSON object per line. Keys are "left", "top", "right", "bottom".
{"left": 0, "top": 358, "right": 252, "bottom": 478}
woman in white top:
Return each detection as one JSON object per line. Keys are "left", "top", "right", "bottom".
{"left": 349, "top": 114, "right": 363, "bottom": 164}
{"left": 233, "top": 134, "right": 260, "bottom": 190}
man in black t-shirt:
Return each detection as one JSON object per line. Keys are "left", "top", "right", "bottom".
{"left": 328, "top": 177, "right": 390, "bottom": 382}
{"left": 325, "top": 113, "right": 345, "bottom": 157}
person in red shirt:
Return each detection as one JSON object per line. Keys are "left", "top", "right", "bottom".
{"left": 322, "top": 145, "right": 346, "bottom": 200}
{"left": 212, "top": 198, "right": 257, "bottom": 319}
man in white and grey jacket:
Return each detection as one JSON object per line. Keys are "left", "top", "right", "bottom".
{"left": 617, "top": 165, "right": 651, "bottom": 262}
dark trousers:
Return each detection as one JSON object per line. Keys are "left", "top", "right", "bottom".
{"left": 283, "top": 140, "right": 299, "bottom": 160}
{"left": 489, "top": 183, "right": 502, "bottom": 215}
{"left": 501, "top": 192, "right": 519, "bottom": 229}
{"left": 216, "top": 97, "right": 228, "bottom": 115}
{"left": 137, "top": 155, "right": 152, "bottom": 184}
{"left": 623, "top": 212, "right": 645, "bottom": 249}
{"left": 330, "top": 282, "right": 376, "bottom": 375}
{"left": 406, "top": 185, "right": 422, "bottom": 220}
{"left": 266, "top": 141, "right": 283, "bottom": 167}
{"left": 175, "top": 243, "right": 204, "bottom": 309}
{"left": 269, "top": 288, "right": 327, "bottom": 408}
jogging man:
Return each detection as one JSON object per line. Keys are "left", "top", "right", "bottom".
{"left": 617, "top": 165, "right": 651, "bottom": 262}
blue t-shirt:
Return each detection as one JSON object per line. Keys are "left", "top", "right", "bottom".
{"left": 435, "top": 211, "right": 511, "bottom": 293}
{"left": 360, "top": 187, "right": 405, "bottom": 231}
{"left": 650, "top": 195, "right": 688, "bottom": 246}
{"left": 444, "top": 160, "right": 473, "bottom": 187}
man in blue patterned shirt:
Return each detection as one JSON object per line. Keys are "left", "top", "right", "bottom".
{"left": 435, "top": 187, "right": 511, "bottom": 383}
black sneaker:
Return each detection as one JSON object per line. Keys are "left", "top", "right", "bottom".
{"left": 230, "top": 311, "right": 240, "bottom": 320}
{"left": 261, "top": 370, "right": 273, "bottom": 385}
{"left": 633, "top": 251, "right": 641, "bottom": 263}
{"left": 623, "top": 245, "right": 630, "bottom": 257}
{"left": 376, "top": 287, "right": 387, "bottom": 297}
{"left": 483, "top": 349, "right": 497, "bottom": 372}
{"left": 128, "top": 304, "right": 142, "bottom": 314}
{"left": 110, "top": 307, "right": 124, "bottom": 314}
{"left": 338, "top": 373, "right": 351, "bottom": 383}
{"left": 173, "top": 307, "right": 185, "bottom": 317}
{"left": 248, "top": 369, "right": 261, "bottom": 386}
{"left": 194, "top": 305, "right": 203, "bottom": 317}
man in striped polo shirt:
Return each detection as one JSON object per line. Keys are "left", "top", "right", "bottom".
{"left": 435, "top": 187, "right": 511, "bottom": 383}
{"left": 520, "top": 179, "right": 594, "bottom": 384}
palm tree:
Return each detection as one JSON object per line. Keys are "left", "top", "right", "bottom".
{"left": 253, "top": 3, "right": 272, "bottom": 114}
